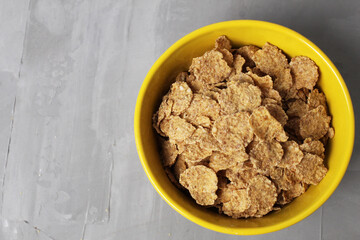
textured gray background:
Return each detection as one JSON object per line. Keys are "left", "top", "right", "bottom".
{"left": 0, "top": 0, "right": 359, "bottom": 239}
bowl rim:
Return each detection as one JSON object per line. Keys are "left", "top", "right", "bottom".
{"left": 134, "top": 20, "right": 355, "bottom": 235}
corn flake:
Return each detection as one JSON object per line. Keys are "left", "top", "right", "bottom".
{"left": 262, "top": 97, "right": 281, "bottom": 106}
{"left": 233, "top": 54, "right": 246, "bottom": 74}
{"left": 186, "top": 126, "right": 220, "bottom": 152}
{"left": 186, "top": 74, "right": 208, "bottom": 93}
{"left": 246, "top": 70, "right": 273, "bottom": 89}
{"left": 253, "top": 42, "right": 289, "bottom": 77}
{"left": 175, "top": 71, "right": 188, "bottom": 82}
{"left": 296, "top": 88, "right": 310, "bottom": 102}
{"left": 218, "top": 48, "right": 234, "bottom": 66}
{"left": 327, "top": 127, "right": 335, "bottom": 139}
{"left": 274, "top": 68, "right": 294, "bottom": 98}
{"left": 247, "top": 174, "right": 278, "bottom": 217}
{"left": 227, "top": 72, "right": 254, "bottom": 85}
{"left": 153, "top": 96, "right": 173, "bottom": 136}
{"left": 269, "top": 167, "right": 298, "bottom": 191}
{"left": 225, "top": 169, "right": 256, "bottom": 189}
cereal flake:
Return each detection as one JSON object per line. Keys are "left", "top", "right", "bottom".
{"left": 218, "top": 184, "right": 251, "bottom": 218}
{"left": 290, "top": 56, "right": 319, "bottom": 90}
{"left": 160, "top": 115, "right": 196, "bottom": 141}
{"left": 299, "top": 105, "right": 331, "bottom": 140}
{"left": 286, "top": 99, "right": 308, "bottom": 118}
{"left": 300, "top": 138, "right": 325, "bottom": 159}
{"left": 212, "top": 112, "right": 254, "bottom": 152}
{"left": 237, "top": 45, "right": 260, "bottom": 68}
{"left": 189, "top": 49, "right": 232, "bottom": 85}
{"left": 277, "top": 182, "right": 307, "bottom": 205}
{"left": 249, "top": 106, "right": 288, "bottom": 142}
{"left": 294, "top": 153, "right": 327, "bottom": 185}
{"left": 217, "top": 82, "right": 262, "bottom": 114}
{"left": 308, "top": 89, "right": 326, "bottom": 110}
{"left": 278, "top": 141, "right": 303, "bottom": 168}
{"left": 269, "top": 167, "right": 298, "bottom": 191}
{"left": 161, "top": 139, "right": 178, "bottom": 167}
{"left": 249, "top": 140, "right": 284, "bottom": 174}
{"left": 168, "top": 81, "right": 193, "bottom": 115}
{"left": 215, "top": 35, "right": 232, "bottom": 50}
{"left": 209, "top": 150, "right": 248, "bottom": 172}
{"left": 183, "top": 93, "right": 220, "bottom": 126}
{"left": 179, "top": 165, "right": 218, "bottom": 205}
{"left": 178, "top": 142, "right": 213, "bottom": 163}
{"left": 265, "top": 103, "right": 288, "bottom": 126}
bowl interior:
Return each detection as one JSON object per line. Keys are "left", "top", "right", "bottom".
{"left": 134, "top": 20, "right": 354, "bottom": 235}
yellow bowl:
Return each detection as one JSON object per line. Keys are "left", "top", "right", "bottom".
{"left": 134, "top": 20, "right": 354, "bottom": 235}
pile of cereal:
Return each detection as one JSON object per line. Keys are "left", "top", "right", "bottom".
{"left": 153, "top": 36, "right": 334, "bottom": 218}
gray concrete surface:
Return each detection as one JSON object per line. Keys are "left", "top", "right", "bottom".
{"left": 0, "top": 0, "right": 359, "bottom": 239}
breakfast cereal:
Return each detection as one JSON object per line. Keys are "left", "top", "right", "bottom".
{"left": 307, "top": 88, "right": 326, "bottom": 110}
{"left": 300, "top": 138, "right": 325, "bottom": 159}
{"left": 160, "top": 115, "right": 196, "bottom": 142}
{"left": 249, "top": 140, "right": 283, "bottom": 174}
{"left": 218, "top": 184, "right": 251, "bottom": 218}
{"left": 212, "top": 112, "right": 254, "bottom": 153}
{"left": 294, "top": 153, "right": 328, "bottom": 185}
{"left": 161, "top": 139, "right": 178, "bottom": 167}
{"left": 286, "top": 99, "right": 308, "bottom": 118}
{"left": 249, "top": 106, "right": 288, "bottom": 142}
{"left": 217, "top": 81, "right": 262, "bottom": 114}
{"left": 278, "top": 141, "right": 303, "bottom": 168}
{"left": 265, "top": 103, "right": 288, "bottom": 126}
{"left": 183, "top": 93, "right": 220, "bottom": 127}
{"left": 209, "top": 150, "right": 248, "bottom": 172}
{"left": 167, "top": 81, "right": 193, "bottom": 115}
{"left": 179, "top": 165, "right": 218, "bottom": 205}
{"left": 153, "top": 36, "right": 333, "bottom": 218}
{"left": 299, "top": 105, "right": 331, "bottom": 140}
{"left": 236, "top": 45, "right": 259, "bottom": 68}
{"left": 290, "top": 56, "right": 319, "bottom": 90}
{"left": 189, "top": 49, "right": 232, "bottom": 85}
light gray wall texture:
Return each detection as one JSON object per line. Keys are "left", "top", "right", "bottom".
{"left": 0, "top": 0, "right": 359, "bottom": 239}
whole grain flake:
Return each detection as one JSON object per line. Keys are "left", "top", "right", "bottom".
{"left": 153, "top": 36, "right": 333, "bottom": 218}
